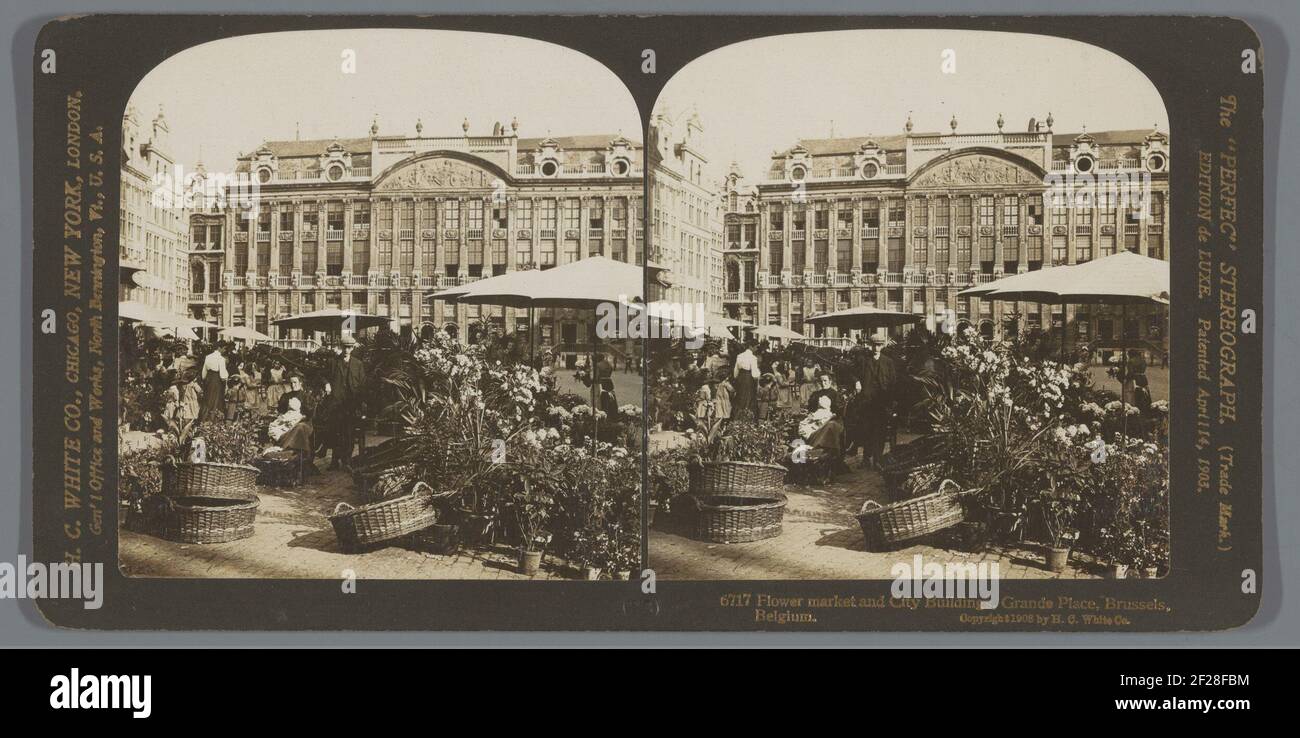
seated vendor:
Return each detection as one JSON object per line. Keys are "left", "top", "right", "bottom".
{"left": 269, "top": 393, "right": 315, "bottom": 463}
{"left": 799, "top": 395, "right": 846, "bottom": 455}
{"left": 806, "top": 373, "right": 841, "bottom": 414}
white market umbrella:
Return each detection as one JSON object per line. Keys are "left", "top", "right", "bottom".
{"left": 751, "top": 323, "right": 805, "bottom": 341}
{"left": 806, "top": 305, "right": 923, "bottom": 332}
{"left": 118, "top": 300, "right": 168, "bottom": 323}
{"left": 958, "top": 251, "right": 1171, "bottom": 435}
{"left": 273, "top": 308, "right": 390, "bottom": 334}
{"left": 429, "top": 257, "right": 647, "bottom": 427}
{"left": 146, "top": 314, "right": 219, "bottom": 331}
{"left": 219, "top": 325, "right": 273, "bottom": 344}
{"left": 965, "top": 251, "right": 1169, "bottom": 305}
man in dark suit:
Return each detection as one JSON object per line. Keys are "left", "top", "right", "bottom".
{"left": 328, "top": 334, "right": 367, "bottom": 470}
{"left": 854, "top": 334, "right": 899, "bottom": 470}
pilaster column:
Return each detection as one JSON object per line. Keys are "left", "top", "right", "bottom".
{"left": 368, "top": 197, "right": 379, "bottom": 277}
{"left": 292, "top": 201, "right": 304, "bottom": 273}
{"left": 268, "top": 201, "right": 280, "bottom": 276}
{"left": 343, "top": 197, "right": 355, "bottom": 276}
{"left": 316, "top": 202, "right": 327, "bottom": 277}
{"left": 851, "top": 197, "right": 863, "bottom": 272}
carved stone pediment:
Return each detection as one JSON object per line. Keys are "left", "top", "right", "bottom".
{"left": 914, "top": 154, "right": 1038, "bottom": 188}
{"left": 376, "top": 156, "right": 497, "bottom": 192}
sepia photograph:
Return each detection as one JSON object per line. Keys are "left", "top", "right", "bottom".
{"left": 114, "top": 28, "right": 647, "bottom": 581}
{"left": 646, "top": 29, "right": 1172, "bottom": 582}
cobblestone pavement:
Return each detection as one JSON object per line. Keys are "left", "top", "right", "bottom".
{"left": 649, "top": 461, "right": 1099, "bottom": 581}
{"left": 119, "top": 453, "right": 570, "bottom": 580}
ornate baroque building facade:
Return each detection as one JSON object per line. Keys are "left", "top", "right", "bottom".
{"left": 120, "top": 105, "right": 190, "bottom": 318}
{"left": 725, "top": 116, "right": 1170, "bottom": 352}
{"left": 216, "top": 120, "right": 643, "bottom": 347}
{"left": 649, "top": 109, "right": 724, "bottom": 316}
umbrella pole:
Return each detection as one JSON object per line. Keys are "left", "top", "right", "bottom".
{"left": 1060, "top": 301, "right": 1067, "bottom": 363}
{"left": 529, "top": 306, "right": 536, "bottom": 367}
{"left": 1122, "top": 302, "right": 1128, "bottom": 441}
{"left": 590, "top": 316, "right": 599, "bottom": 446}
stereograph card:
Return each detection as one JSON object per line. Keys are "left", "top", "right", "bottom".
{"left": 29, "top": 15, "right": 1262, "bottom": 631}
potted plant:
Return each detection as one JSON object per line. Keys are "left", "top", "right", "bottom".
{"left": 509, "top": 479, "right": 553, "bottom": 576}
{"left": 1039, "top": 482, "right": 1080, "bottom": 573}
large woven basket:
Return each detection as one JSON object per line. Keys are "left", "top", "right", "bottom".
{"left": 329, "top": 483, "right": 440, "bottom": 552}
{"left": 254, "top": 453, "right": 305, "bottom": 488}
{"left": 689, "top": 460, "right": 787, "bottom": 498}
{"left": 145, "top": 493, "right": 260, "bottom": 544}
{"left": 880, "top": 441, "right": 944, "bottom": 500}
{"left": 857, "top": 480, "right": 965, "bottom": 550}
{"left": 353, "top": 464, "right": 417, "bottom": 503}
{"left": 164, "top": 461, "right": 260, "bottom": 499}
{"left": 691, "top": 493, "right": 787, "bottom": 544}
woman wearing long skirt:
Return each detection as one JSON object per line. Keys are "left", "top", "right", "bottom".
{"left": 242, "top": 363, "right": 264, "bottom": 415}
{"left": 798, "top": 362, "right": 818, "bottom": 409}
{"left": 198, "top": 345, "right": 228, "bottom": 422}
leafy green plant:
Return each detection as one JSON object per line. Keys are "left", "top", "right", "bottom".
{"left": 709, "top": 417, "right": 788, "bottom": 466}
{"left": 181, "top": 418, "right": 264, "bottom": 466}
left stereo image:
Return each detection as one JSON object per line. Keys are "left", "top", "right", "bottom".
{"left": 115, "top": 28, "right": 647, "bottom": 581}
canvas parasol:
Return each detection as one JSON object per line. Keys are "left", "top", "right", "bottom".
{"left": 219, "top": 325, "right": 274, "bottom": 344}
{"left": 958, "top": 251, "right": 1171, "bottom": 435}
{"left": 750, "top": 323, "right": 806, "bottom": 341}
{"left": 118, "top": 300, "right": 170, "bottom": 323}
{"left": 430, "top": 257, "right": 647, "bottom": 432}
{"left": 272, "top": 307, "right": 391, "bottom": 336}
{"left": 805, "top": 305, "right": 923, "bottom": 333}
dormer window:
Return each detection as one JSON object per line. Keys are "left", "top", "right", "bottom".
{"left": 790, "top": 164, "right": 807, "bottom": 181}
{"left": 540, "top": 160, "right": 559, "bottom": 177}
{"left": 1074, "top": 155, "right": 1095, "bottom": 174}
{"left": 611, "top": 158, "right": 630, "bottom": 176}
{"left": 256, "top": 167, "right": 272, "bottom": 184}
{"left": 1146, "top": 152, "right": 1166, "bottom": 172}
{"left": 861, "top": 161, "right": 879, "bottom": 179}
{"left": 327, "top": 163, "right": 345, "bottom": 181}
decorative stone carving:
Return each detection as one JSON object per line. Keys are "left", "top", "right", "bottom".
{"left": 979, "top": 226, "right": 993, "bottom": 237}
{"left": 516, "top": 230, "right": 532, "bottom": 240}
{"left": 420, "top": 229, "right": 436, "bottom": 240}
{"left": 1053, "top": 225, "right": 1068, "bottom": 236}
{"left": 956, "top": 226, "right": 972, "bottom": 237}
{"left": 377, "top": 157, "right": 496, "bottom": 191}
{"left": 378, "top": 229, "right": 392, "bottom": 240}
{"left": 1028, "top": 224, "right": 1043, "bottom": 235}
{"left": 443, "top": 230, "right": 459, "bottom": 240}
{"left": 914, "top": 154, "right": 1037, "bottom": 187}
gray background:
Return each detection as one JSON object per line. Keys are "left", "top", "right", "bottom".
{"left": 2, "top": 0, "right": 1293, "bottom": 646}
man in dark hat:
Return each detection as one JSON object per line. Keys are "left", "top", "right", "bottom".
{"left": 328, "top": 334, "right": 366, "bottom": 470}
{"left": 853, "top": 334, "right": 898, "bottom": 470}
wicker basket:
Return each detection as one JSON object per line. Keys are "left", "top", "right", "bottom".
{"left": 691, "top": 493, "right": 787, "bottom": 543}
{"left": 164, "top": 461, "right": 260, "bottom": 499}
{"left": 857, "top": 480, "right": 965, "bottom": 550}
{"left": 353, "top": 465, "right": 417, "bottom": 502}
{"left": 880, "top": 441, "right": 944, "bottom": 500}
{"left": 254, "top": 453, "right": 305, "bottom": 488}
{"left": 329, "top": 483, "right": 441, "bottom": 552}
{"left": 689, "top": 460, "right": 787, "bottom": 498}
{"left": 145, "top": 493, "right": 260, "bottom": 544}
